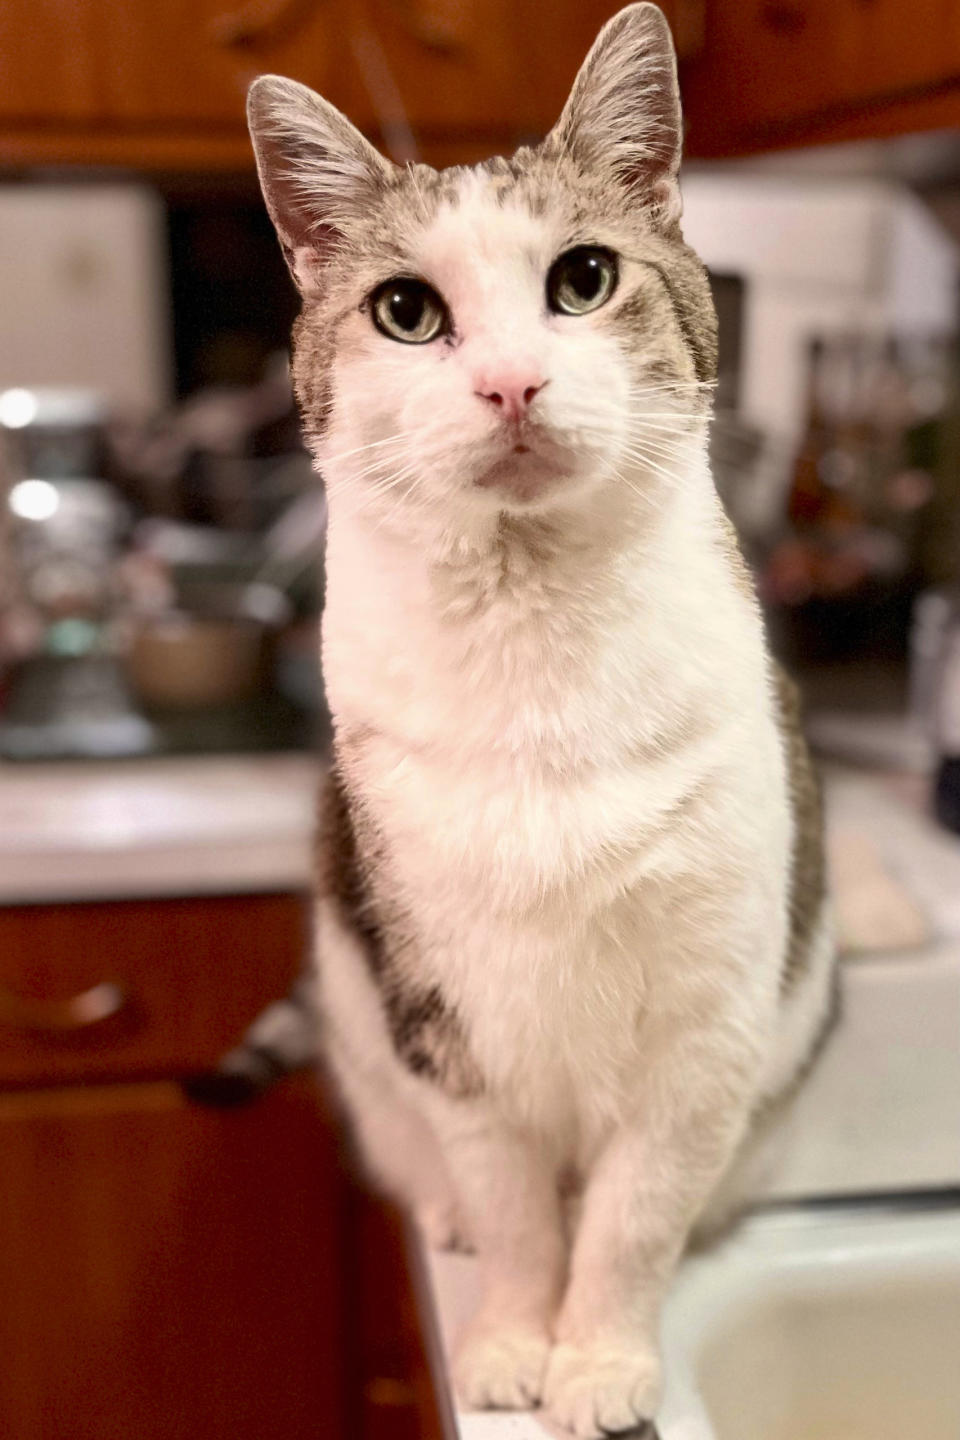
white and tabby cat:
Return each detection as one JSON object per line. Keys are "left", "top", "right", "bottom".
{"left": 248, "top": 6, "right": 836, "bottom": 1435}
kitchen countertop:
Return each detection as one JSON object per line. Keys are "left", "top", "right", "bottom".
{"left": 1, "top": 754, "right": 958, "bottom": 1201}
{"left": 2, "top": 749, "right": 959, "bottom": 1437}
{"left": 0, "top": 753, "right": 319, "bottom": 903}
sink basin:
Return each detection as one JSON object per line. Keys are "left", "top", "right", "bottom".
{"left": 429, "top": 1203, "right": 960, "bottom": 1439}
{"left": 660, "top": 1204, "right": 960, "bottom": 1440}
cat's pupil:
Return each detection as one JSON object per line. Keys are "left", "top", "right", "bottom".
{"left": 570, "top": 255, "right": 602, "bottom": 300}
{"left": 389, "top": 287, "right": 423, "bottom": 331}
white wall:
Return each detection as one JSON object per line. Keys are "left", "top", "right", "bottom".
{"left": 0, "top": 184, "right": 172, "bottom": 414}
{"left": 680, "top": 174, "right": 959, "bottom": 443}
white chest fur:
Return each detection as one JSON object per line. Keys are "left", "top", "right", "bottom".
{"left": 321, "top": 478, "right": 791, "bottom": 1152}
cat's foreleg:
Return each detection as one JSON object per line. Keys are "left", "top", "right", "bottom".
{"left": 543, "top": 1077, "right": 755, "bottom": 1438}
{"left": 432, "top": 1108, "right": 567, "bottom": 1411}
{"left": 322, "top": 1023, "right": 469, "bottom": 1251}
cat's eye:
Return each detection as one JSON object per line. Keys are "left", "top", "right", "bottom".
{"left": 371, "top": 278, "right": 448, "bottom": 344}
{"left": 547, "top": 246, "right": 618, "bottom": 316}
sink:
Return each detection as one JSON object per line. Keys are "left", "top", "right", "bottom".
{"left": 429, "top": 1203, "right": 960, "bottom": 1439}
{"left": 660, "top": 1204, "right": 960, "bottom": 1440}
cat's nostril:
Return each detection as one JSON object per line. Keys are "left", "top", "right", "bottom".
{"left": 477, "top": 378, "right": 546, "bottom": 419}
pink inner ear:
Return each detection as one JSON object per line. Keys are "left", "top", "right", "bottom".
{"left": 289, "top": 225, "right": 340, "bottom": 295}
{"left": 648, "top": 174, "right": 682, "bottom": 228}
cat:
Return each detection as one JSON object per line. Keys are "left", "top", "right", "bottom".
{"left": 247, "top": 5, "right": 836, "bottom": 1436}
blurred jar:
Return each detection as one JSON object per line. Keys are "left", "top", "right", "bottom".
{"left": 912, "top": 587, "right": 960, "bottom": 834}
{"left": 0, "top": 386, "right": 109, "bottom": 479}
{"left": 10, "top": 478, "right": 127, "bottom": 622}
{"left": 909, "top": 590, "right": 953, "bottom": 739}
{"left": 932, "top": 595, "right": 960, "bottom": 835}
{"left": 1, "top": 386, "right": 121, "bottom": 640}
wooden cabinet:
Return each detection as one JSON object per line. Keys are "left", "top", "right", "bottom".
{"left": 681, "top": 0, "right": 960, "bottom": 155}
{"left": 0, "top": 1074, "right": 453, "bottom": 1440}
{"left": 0, "top": 0, "right": 698, "bottom": 169}
{"left": 2, "top": 3, "right": 959, "bottom": 174}
{"left": 0, "top": 0, "right": 102, "bottom": 124}
{"left": 0, "top": 893, "right": 304, "bottom": 1088}
{"left": 0, "top": 1077, "right": 351, "bottom": 1440}
{"left": 88, "top": 0, "right": 528, "bottom": 136}
{"left": 0, "top": 890, "right": 454, "bottom": 1440}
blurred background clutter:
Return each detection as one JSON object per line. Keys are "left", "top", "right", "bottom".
{"left": 2, "top": 5, "right": 960, "bottom": 800}
{"left": 2, "top": 7, "right": 960, "bottom": 1440}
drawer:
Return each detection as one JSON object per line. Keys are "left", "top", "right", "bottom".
{"left": 0, "top": 892, "right": 307, "bottom": 1089}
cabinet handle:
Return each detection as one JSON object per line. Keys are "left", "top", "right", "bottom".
{"left": 0, "top": 981, "right": 127, "bottom": 1033}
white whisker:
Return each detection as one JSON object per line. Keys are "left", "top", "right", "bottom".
{"left": 618, "top": 451, "right": 682, "bottom": 487}
{"left": 320, "top": 432, "right": 414, "bottom": 469}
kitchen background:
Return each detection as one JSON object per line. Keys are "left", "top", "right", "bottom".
{"left": 2, "top": 9, "right": 960, "bottom": 799}
{"left": 1, "top": 6, "right": 960, "bottom": 1440}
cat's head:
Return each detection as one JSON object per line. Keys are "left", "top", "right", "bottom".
{"left": 248, "top": 3, "right": 716, "bottom": 530}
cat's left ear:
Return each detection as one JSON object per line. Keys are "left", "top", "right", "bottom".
{"left": 546, "top": 3, "right": 682, "bottom": 231}
{"left": 247, "top": 75, "right": 395, "bottom": 295}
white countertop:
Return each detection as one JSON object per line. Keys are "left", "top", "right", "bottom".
{"left": 0, "top": 753, "right": 318, "bottom": 903}
{"left": 1, "top": 754, "right": 958, "bottom": 1200}
{"left": 760, "top": 765, "right": 960, "bottom": 1202}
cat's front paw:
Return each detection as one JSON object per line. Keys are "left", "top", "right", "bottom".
{"left": 454, "top": 1321, "right": 551, "bottom": 1410}
{"left": 543, "top": 1340, "right": 661, "bottom": 1438}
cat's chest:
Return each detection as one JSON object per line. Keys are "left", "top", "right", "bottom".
{"left": 366, "top": 738, "right": 658, "bottom": 921}
{"left": 358, "top": 701, "right": 724, "bottom": 925}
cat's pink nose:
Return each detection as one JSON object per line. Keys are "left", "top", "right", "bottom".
{"left": 476, "top": 375, "right": 545, "bottom": 423}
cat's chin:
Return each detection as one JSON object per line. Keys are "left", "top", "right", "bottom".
{"left": 472, "top": 451, "right": 579, "bottom": 508}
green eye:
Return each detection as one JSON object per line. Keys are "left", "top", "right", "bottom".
{"left": 371, "top": 278, "right": 448, "bottom": 344}
{"left": 547, "top": 246, "right": 618, "bottom": 316}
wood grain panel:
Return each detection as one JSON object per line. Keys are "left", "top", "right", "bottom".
{"left": 0, "top": 0, "right": 700, "bottom": 171}
{"left": 682, "top": 0, "right": 960, "bottom": 157}
{"left": 0, "top": 0, "right": 103, "bottom": 122}
{"left": 0, "top": 1075, "right": 454, "bottom": 1440}
{"left": 0, "top": 1077, "right": 348, "bottom": 1440}
{"left": 0, "top": 892, "right": 307, "bottom": 1088}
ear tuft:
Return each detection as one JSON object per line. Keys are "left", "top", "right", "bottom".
{"left": 547, "top": 3, "right": 683, "bottom": 229}
{"left": 247, "top": 76, "right": 393, "bottom": 293}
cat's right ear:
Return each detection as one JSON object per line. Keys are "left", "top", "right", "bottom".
{"left": 247, "top": 76, "right": 393, "bottom": 296}
{"left": 545, "top": 4, "right": 683, "bottom": 232}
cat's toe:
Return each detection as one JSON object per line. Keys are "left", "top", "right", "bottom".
{"left": 454, "top": 1323, "right": 551, "bottom": 1410}
{"left": 543, "top": 1341, "right": 661, "bottom": 1438}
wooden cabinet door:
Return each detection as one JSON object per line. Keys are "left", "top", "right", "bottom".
{"left": 0, "top": 0, "right": 103, "bottom": 122}
{"left": 83, "top": 0, "right": 537, "bottom": 147}
{"left": 0, "top": 0, "right": 704, "bottom": 169}
{"left": 682, "top": 0, "right": 960, "bottom": 154}
{"left": 90, "top": 0, "right": 339, "bottom": 128}
{"left": 0, "top": 893, "right": 305, "bottom": 1089}
{"left": 833, "top": 0, "right": 960, "bottom": 105}
{"left": 0, "top": 1076, "right": 453, "bottom": 1440}
{"left": 0, "top": 1078, "right": 350, "bottom": 1440}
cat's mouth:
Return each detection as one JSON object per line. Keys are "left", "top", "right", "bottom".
{"left": 474, "top": 446, "right": 571, "bottom": 503}
{"left": 473, "top": 427, "right": 578, "bottom": 503}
